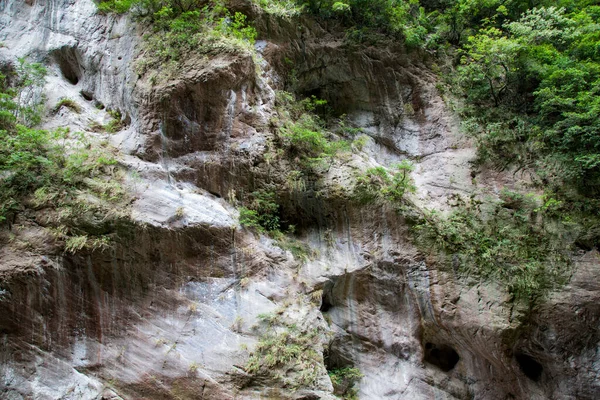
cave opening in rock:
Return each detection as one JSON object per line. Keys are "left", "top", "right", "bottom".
{"left": 52, "top": 46, "right": 82, "bottom": 85}
{"left": 298, "top": 87, "right": 346, "bottom": 118}
{"left": 320, "top": 290, "right": 333, "bottom": 312}
{"left": 324, "top": 341, "right": 362, "bottom": 398}
{"left": 515, "top": 353, "right": 543, "bottom": 382}
{"left": 424, "top": 342, "right": 460, "bottom": 372}
{"left": 80, "top": 90, "right": 93, "bottom": 101}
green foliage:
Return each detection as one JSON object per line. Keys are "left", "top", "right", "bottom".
{"left": 239, "top": 190, "right": 281, "bottom": 232}
{"left": 96, "top": 0, "right": 133, "bottom": 13}
{"left": 64, "top": 235, "right": 112, "bottom": 253}
{"left": 238, "top": 207, "right": 263, "bottom": 231}
{"left": 274, "top": 234, "right": 315, "bottom": 261}
{"left": 6, "top": 59, "right": 47, "bottom": 127}
{"left": 216, "top": 11, "right": 257, "bottom": 43}
{"left": 415, "top": 194, "right": 572, "bottom": 301}
{"left": 276, "top": 92, "right": 350, "bottom": 171}
{"left": 99, "top": 1, "right": 258, "bottom": 76}
{"left": 436, "top": 2, "right": 600, "bottom": 287}
{"left": 353, "top": 161, "right": 416, "bottom": 205}
{"left": 300, "top": 0, "right": 436, "bottom": 47}
{"left": 54, "top": 98, "right": 81, "bottom": 114}
{"left": 328, "top": 367, "right": 363, "bottom": 399}
{"left": 105, "top": 110, "right": 126, "bottom": 133}
{"left": 253, "top": 0, "right": 302, "bottom": 17}
{"left": 454, "top": 5, "right": 600, "bottom": 197}
{"left": 245, "top": 318, "right": 324, "bottom": 390}
{"left": 0, "top": 64, "right": 128, "bottom": 250}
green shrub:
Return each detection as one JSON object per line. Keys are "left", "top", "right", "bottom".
{"left": 453, "top": 5, "right": 600, "bottom": 198}
{"left": 414, "top": 195, "right": 571, "bottom": 301}
{"left": 280, "top": 116, "right": 350, "bottom": 171}
{"left": 253, "top": 0, "right": 301, "bottom": 17}
{"left": 100, "top": 1, "right": 258, "bottom": 76}
{"left": 353, "top": 161, "right": 415, "bottom": 205}
{"left": 245, "top": 319, "right": 323, "bottom": 390}
{"left": 328, "top": 366, "right": 363, "bottom": 399}
{"left": 275, "top": 235, "right": 315, "bottom": 261}
{"left": 106, "top": 110, "right": 126, "bottom": 133}
{"left": 239, "top": 207, "right": 264, "bottom": 231}
{"left": 239, "top": 190, "right": 281, "bottom": 232}
{"left": 96, "top": 0, "right": 133, "bottom": 14}
{"left": 0, "top": 64, "right": 128, "bottom": 250}
{"left": 216, "top": 11, "right": 257, "bottom": 43}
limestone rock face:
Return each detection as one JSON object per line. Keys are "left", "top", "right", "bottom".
{"left": 1, "top": 1, "right": 599, "bottom": 400}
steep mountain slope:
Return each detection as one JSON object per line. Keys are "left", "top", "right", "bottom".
{"left": 0, "top": 1, "right": 599, "bottom": 399}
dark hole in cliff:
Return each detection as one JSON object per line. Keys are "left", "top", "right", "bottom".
{"left": 324, "top": 337, "right": 353, "bottom": 371}
{"left": 324, "top": 342, "right": 361, "bottom": 397}
{"left": 424, "top": 343, "right": 459, "bottom": 372}
{"left": 298, "top": 87, "right": 346, "bottom": 119}
{"left": 52, "top": 46, "right": 82, "bottom": 85}
{"left": 516, "top": 353, "right": 543, "bottom": 382}
{"left": 80, "top": 90, "right": 93, "bottom": 101}
{"left": 320, "top": 290, "right": 333, "bottom": 312}
{"left": 279, "top": 188, "right": 334, "bottom": 231}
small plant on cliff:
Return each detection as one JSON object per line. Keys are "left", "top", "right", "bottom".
{"left": 239, "top": 190, "right": 281, "bottom": 233}
{"left": 245, "top": 318, "right": 324, "bottom": 390}
{"left": 96, "top": 0, "right": 133, "bottom": 14}
{"left": 105, "top": 109, "right": 126, "bottom": 133}
{"left": 353, "top": 160, "right": 416, "bottom": 205}
{"left": 275, "top": 92, "right": 351, "bottom": 172}
{"left": 97, "top": 1, "right": 258, "bottom": 77}
{"left": 328, "top": 366, "right": 363, "bottom": 399}
{"left": 0, "top": 63, "right": 129, "bottom": 250}
{"left": 253, "top": 0, "right": 301, "bottom": 17}
{"left": 53, "top": 98, "right": 81, "bottom": 114}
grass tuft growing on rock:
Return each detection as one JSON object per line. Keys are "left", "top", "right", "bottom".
{"left": 245, "top": 315, "right": 325, "bottom": 390}
{"left": 328, "top": 366, "right": 363, "bottom": 400}
{"left": 252, "top": 0, "right": 302, "bottom": 17}
{"left": 53, "top": 98, "right": 81, "bottom": 114}
{"left": 1, "top": 63, "right": 131, "bottom": 252}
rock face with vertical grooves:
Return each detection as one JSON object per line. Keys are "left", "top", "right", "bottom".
{"left": 1, "top": 1, "right": 599, "bottom": 399}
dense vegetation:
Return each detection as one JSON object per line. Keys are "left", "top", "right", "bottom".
{"left": 98, "top": 0, "right": 258, "bottom": 80}
{"left": 0, "top": 60, "right": 128, "bottom": 252}
{"left": 328, "top": 366, "right": 363, "bottom": 399}
{"left": 305, "top": 0, "right": 599, "bottom": 300}
{"left": 430, "top": 1, "right": 599, "bottom": 300}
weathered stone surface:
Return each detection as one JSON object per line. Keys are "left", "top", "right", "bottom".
{"left": 0, "top": 1, "right": 599, "bottom": 400}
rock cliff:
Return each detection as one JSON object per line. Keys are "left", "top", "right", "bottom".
{"left": 0, "top": 1, "right": 599, "bottom": 399}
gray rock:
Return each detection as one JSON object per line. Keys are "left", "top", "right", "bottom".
{"left": 0, "top": 1, "right": 598, "bottom": 400}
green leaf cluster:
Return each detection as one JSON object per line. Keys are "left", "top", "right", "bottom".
{"left": 455, "top": 5, "right": 600, "bottom": 196}
{"left": 98, "top": 1, "right": 257, "bottom": 76}
{"left": 353, "top": 161, "right": 416, "bottom": 205}
{"left": 275, "top": 92, "right": 351, "bottom": 172}
{"left": 415, "top": 193, "right": 573, "bottom": 301}
{"left": 300, "top": 0, "right": 434, "bottom": 47}
{"left": 239, "top": 190, "right": 281, "bottom": 233}
{"left": 245, "top": 317, "right": 324, "bottom": 390}
{"left": 96, "top": 0, "right": 134, "bottom": 13}
{"left": 328, "top": 366, "right": 363, "bottom": 399}
{"left": 0, "top": 63, "right": 128, "bottom": 251}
